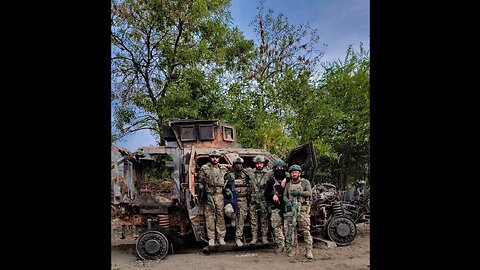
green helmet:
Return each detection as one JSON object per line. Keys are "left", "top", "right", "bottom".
{"left": 288, "top": 164, "right": 302, "bottom": 173}
{"left": 209, "top": 150, "right": 221, "bottom": 157}
{"left": 273, "top": 160, "right": 287, "bottom": 170}
{"left": 233, "top": 157, "right": 244, "bottom": 164}
{"left": 253, "top": 155, "right": 266, "bottom": 163}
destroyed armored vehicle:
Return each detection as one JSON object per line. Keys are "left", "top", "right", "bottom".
{"left": 310, "top": 182, "right": 370, "bottom": 246}
{"left": 111, "top": 119, "right": 317, "bottom": 260}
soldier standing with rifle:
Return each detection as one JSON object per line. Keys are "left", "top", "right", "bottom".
{"left": 283, "top": 164, "right": 314, "bottom": 259}
{"left": 198, "top": 150, "right": 229, "bottom": 247}
{"left": 246, "top": 155, "right": 272, "bottom": 245}
{"left": 264, "top": 160, "right": 289, "bottom": 253}
{"left": 224, "top": 157, "right": 251, "bottom": 247}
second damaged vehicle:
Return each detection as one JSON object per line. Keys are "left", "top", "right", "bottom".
{"left": 111, "top": 119, "right": 318, "bottom": 260}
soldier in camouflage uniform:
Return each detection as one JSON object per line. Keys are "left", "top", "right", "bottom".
{"left": 245, "top": 155, "right": 272, "bottom": 244}
{"left": 224, "top": 157, "right": 251, "bottom": 247}
{"left": 198, "top": 150, "right": 230, "bottom": 247}
{"left": 284, "top": 165, "right": 314, "bottom": 259}
{"left": 264, "top": 160, "right": 289, "bottom": 253}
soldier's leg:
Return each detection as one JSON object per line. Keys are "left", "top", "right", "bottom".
{"left": 205, "top": 204, "right": 216, "bottom": 246}
{"left": 260, "top": 212, "right": 269, "bottom": 243}
{"left": 249, "top": 204, "right": 258, "bottom": 244}
{"left": 235, "top": 200, "right": 248, "bottom": 246}
{"left": 271, "top": 209, "right": 285, "bottom": 252}
{"left": 284, "top": 214, "right": 293, "bottom": 247}
{"left": 214, "top": 194, "right": 226, "bottom": 245}
{"left": 298, "top": 207, "right": 313, "bottom": 259}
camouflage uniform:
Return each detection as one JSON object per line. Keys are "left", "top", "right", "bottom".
{"left": 225, "top": 169, "right": 251, "bottom": 244}
{"left": 246, "top": 167, "right": 272, "bottom": 243}
{"left": 284, "top": 177, "right": 313, "bottom": 256}
{"left": 198, "top": 162, "right": 229, "bottom": 244}
{"left": 264, "top": 162, "right": 289, "bottom": 251}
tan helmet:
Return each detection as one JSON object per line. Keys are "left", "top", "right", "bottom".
{"left": 233, "top": 157, "right": 244, "bottom": 164}
{"left": 224, "top": 203, "right": 235, "bottom": 219}
{"left": 253, "top": 155, "right": 266, "bottom": 163}
{"left": 209, "top": 150, "right": 221, "bottom": 157}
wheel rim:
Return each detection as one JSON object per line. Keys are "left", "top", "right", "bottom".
{"left": 136, "top": 231, "right": 169, "bottom": 260}
{"left": 326, "top": 216, "right": 357, "bottom": 246}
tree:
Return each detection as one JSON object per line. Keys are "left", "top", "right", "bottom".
{"left": 111, "top": 0, "right": 253, "bottom": 144}
{"left": 221, "top": 0, "right": 325, "bottom": 158}
{"left": 289, "top": 44, "right": 370, "bottom": 187}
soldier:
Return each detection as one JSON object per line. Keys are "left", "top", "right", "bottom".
{"left": 198, "top": 150, "right": 230, "bottom": 247}
{"left": 246, "top": 155, "right": 272, "bottom": 245}
{"left": 224, "top": 157, "right": 251, "bottom": 247}
{"left": 264, "top": 160, "right": 288, "bottom": 253}
{"left": 283, "top": 164, "right": 314, "bottom": 259}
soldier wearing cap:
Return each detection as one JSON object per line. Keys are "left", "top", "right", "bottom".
{"left": 283, "top": 164, "right": 314, "bottom": 259}
{"left": 198, "top": 150, "right": 229, "bottom": 247}
{"left": 224, "top": 157, "right": 251, "bottom": 247}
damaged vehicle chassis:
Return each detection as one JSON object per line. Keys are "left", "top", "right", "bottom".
{"left": 112, "top": 119, "right": 358, "bottom": 260}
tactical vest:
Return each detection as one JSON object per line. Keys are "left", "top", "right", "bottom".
{"left": 202, "top": 163, "right": 227, "bottom": 193}
{"left": 288, "top": 179, "right": 311, "bottom": 205}
{"left": 250, "top": 169, "right": 268, "bottom": 199}
{"left": 228, "top": 171, "right": 249, "bottom": 200}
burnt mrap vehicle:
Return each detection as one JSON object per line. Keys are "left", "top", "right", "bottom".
{"left": 111, "top": 119, "right": 317, "bottom": 260}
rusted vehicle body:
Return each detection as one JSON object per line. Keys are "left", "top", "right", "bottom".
{"left": 111, "top": 119, "right": 317, "bottom": 260}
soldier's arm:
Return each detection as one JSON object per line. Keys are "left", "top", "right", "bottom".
{"left": 301, "top": 180, "right": 312, "bottom": 198}
{"left": 264, "top": 178, "right": 274, "bottom": 203}
{"left": 283, "top": 183, "right": 291, "bottom": 205}
{"left": 197, "top": 165, "right": 206, "bottom": 183}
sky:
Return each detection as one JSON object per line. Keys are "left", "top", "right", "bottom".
{"left": 114, "top": 0, "right": 370, "bottom": 152}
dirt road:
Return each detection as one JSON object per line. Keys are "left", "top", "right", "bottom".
{"left": 111, "top": 223, "right": 370, "bottom": 270}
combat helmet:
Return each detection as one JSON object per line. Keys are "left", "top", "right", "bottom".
{"left": 273, "top": 160, "right": 287, "bottom": 170}
{"left": 233, "top": 157, "right": 244, "bottom": 164}
{"left": 253, "top": 155, "right": 266, "bottom": 163}
{"left": 288, "top": 164, "right": 302, "bottom": 173}
{"left": 209, "top": 150, "right": 221, "bottom": 157}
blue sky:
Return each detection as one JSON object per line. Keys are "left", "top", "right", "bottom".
{"left": 114, "top": 0, "right": 370, "bottom": 152}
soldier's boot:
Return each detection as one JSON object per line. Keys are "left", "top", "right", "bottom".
{"left": 250, "top": 236, "right": 257, "bottom": 245}
{"left": 236, "top": 238, "right": 243, "bottom": 247}
{"left": 219, "top": 238, "right": 227, "bottom": 246}
{"left": 208, "top": 239, "right": 215, "bottom": 247}
{"left": 306, "top": 248, "right": 314, "bottom": 259}
{"left": 262, "top": 236, "right": 269, "bottom": 244}
{"left": 287, "top": 247, "right": 296, "bottom": 257}
{"left": 274, "top": 246, "right": 285, "bottom": 254}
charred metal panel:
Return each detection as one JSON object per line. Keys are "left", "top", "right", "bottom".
{"left": 286, "top": 142, "right": 317, "bottom": 182}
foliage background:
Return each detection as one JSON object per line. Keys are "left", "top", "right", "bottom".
{"left": 111, "top": 0, "right": 369, "bottom": 189}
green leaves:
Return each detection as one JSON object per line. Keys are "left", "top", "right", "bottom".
{"left": 111, "top": 1, "right": 369, "bottom": 188}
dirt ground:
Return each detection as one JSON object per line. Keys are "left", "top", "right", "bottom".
{"left": 111, "top": 222, "right": 370, "bottom": 270}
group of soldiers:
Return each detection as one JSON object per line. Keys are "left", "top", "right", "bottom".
{"left": 195, "top": 150, "right": 314, "bottom": 259}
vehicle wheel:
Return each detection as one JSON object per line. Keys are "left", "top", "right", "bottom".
{"left": 325, "top": 216, "right": 357, "bottom": 246}
{"left": 136, "top": 230, "right": 169, "bottom": 260}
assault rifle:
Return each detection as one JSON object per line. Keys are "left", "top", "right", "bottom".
{"left": 285, "top": 196, "right": 299, "bottom": 245}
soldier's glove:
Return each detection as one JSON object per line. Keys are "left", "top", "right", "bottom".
{"left": 224, "top": 189, "right": 233, "bottom": 198}
{"left": 292, "top": 190, "right": 301, "bottom": 197}
{"left": 250, "top": 200, "right": 257, "bottom": 206}
{"left": 195, "top": 183, "right": 203, "bottom": 193}
{"left": 286, "top": 201, "right": 292, "bottom": 210}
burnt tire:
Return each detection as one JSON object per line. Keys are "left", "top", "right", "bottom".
{"left": 136, "top": 230, "right": 169, "bottom": 260}
{"left": 325, "top": 216, "right": 357, "bottom": 246}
